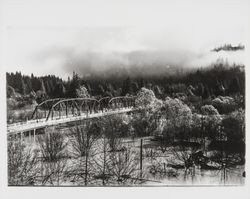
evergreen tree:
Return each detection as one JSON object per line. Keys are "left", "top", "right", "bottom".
{"left": 67, "top": 72, "right": 80, "bottom": 98}
{"left": 20, "top": 78, "right": 28, "bottom": 95}
{"left": 44, "top": 80, "right": 52, "bottom": 95}
{"left": 39, "top": 79, "right": 46, "bottom": 94}
{"left": 25, "top": 78, "right": 33, "bottom": 93}
{"left": 53, "top": 82, "right": 66, "bottom": 98}
{"left": 121, "top": 77, "right": 132, "bottom": 96}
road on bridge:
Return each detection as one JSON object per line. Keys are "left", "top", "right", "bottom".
{"left": 7, "top": 107, "right": 135, "bottom": 135}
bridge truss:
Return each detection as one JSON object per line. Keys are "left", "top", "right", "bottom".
{"left": 31, "top": 96, "right": 136, "bottom": 121}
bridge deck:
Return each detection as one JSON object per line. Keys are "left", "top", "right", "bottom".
{"left": 7, "top": 108, "right": 135, "bottom": 135}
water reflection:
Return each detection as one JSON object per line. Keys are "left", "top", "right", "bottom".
{"left": 145, "top": 165, "right": 244, "bottom": 185}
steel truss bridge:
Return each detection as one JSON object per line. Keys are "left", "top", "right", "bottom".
{"left": 7, "top": 96, "right": 137, "bottom": 138}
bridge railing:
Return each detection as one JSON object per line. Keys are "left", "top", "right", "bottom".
{"left": 9, "top": 96, "right": 136, "bottom": 127}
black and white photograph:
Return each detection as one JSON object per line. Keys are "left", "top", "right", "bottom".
{"left": 0, "top": 0, "right": 250, "bottom": 197}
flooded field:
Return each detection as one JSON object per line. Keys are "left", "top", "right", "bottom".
{"left": 15, "top": 132, "right": 245, "bottom": 186}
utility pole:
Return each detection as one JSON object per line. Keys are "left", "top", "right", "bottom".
{"left": 140, "top": 139, "right": 143, "bottom": 177}
{"left": 222, "top": 163, "right": 226, "bottom": 185}
{"left": 201, "top": 115, "right": 206, "bottom": 154}
{"left": 103, "top": 135, "right": 106, "bottom": 185}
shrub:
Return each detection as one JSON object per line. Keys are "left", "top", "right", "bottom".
{"left": 162, "top": 97, "right": 192, "bottom": 141}
{"left": 135, "top": 87, "right": 156, "bottom": 108}
{"left": 212, "top": 96, "right": 237, "bottom": 114}
{"left": 221, "top": 109, "right": 245, "bottom": 143}
{"left": 201, "top": 105, "right": 219, "bottom": 115}
{"left": 76, "top": 85, "right": 90, "bottom": 98}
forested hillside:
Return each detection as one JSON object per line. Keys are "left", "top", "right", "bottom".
{"left": 7, "top": 62, "right": 244, "bottom": 102}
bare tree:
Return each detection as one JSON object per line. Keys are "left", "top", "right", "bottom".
{"left": 68, "top": 120, "right": 100, "bottom": 185}
{"left": 8, "top": 137, "right": 39, "bottom": 185}
{"left": 39, "top": 158, "right": 68, "bottom": 186}
{"left": 169, "top": 145, "right": 201, "bottom": 177}
{"left": 35, "top": 128, "right": 69, "bottom": 185}
{"left": 92, "top": 135, "right": 112, "bottom": 185}
{"left": 37, "top": 128, "right": 68, "bottom": 162}
{"left": 101, "top": 114, "right": 129, "bottom": 152}
{"left": 69, "top": 120, "right": 100, "bottom": 157}
{"left": 109, "top": 146, "right": 140, "bottom": 185}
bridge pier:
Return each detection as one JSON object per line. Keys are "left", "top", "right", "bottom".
{"left": 17, "top": 130, "right": 37, "bottom": 143}
{"left": 19, "top": 132, "right": 23, "bottom": 142}
{"left": 33, "top": 129, "right": 36, "bottom": 142}
{"left": 29, "top": 131, "right": 33, "bottom": 142}
{"left": 29, "top": 130, "right": 34, "bottom": 143}
{"left": 27, "top": 131, "right": 30, "bottom": 142}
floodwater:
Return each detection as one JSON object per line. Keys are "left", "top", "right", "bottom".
{"left": 124, "top": 137, "right": 245, "bottom": 186}
{"left": 145, "top": 166, "right": 244, "bottom": 186}
{"left": 20, "top": 132, "right": 245, "bottom": 186}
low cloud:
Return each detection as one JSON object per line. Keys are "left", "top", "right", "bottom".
{"left": 36, "top": 46, "right": 245, "bottom": 79}
{"left": 28, "top": 27, "right": 246, "bottom": 79}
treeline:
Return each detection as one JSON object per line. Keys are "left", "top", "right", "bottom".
{"left": 7, "top": 72, "right": 65, "bottom": 99}
{"left": 6, "top": 62, "right": 245, "bottom": 102}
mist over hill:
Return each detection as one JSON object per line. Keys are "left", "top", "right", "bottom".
{"left": 60, "top": 47, "right": 245, "bottom": 80}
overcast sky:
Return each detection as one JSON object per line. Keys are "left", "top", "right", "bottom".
{"left": 1, "top": 0, "right": 249, "bottom": 79}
